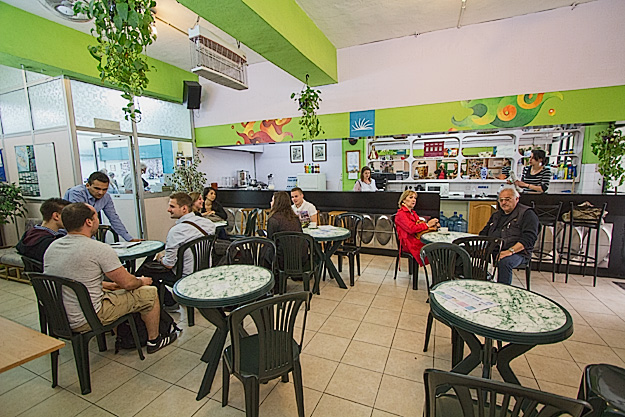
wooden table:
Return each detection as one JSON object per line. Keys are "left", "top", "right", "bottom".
{"left": 0, "top": 317, "right": 65, "bottom": 373}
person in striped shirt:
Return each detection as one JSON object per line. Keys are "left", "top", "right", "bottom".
{"left": 514, "top": 149, "right": 551, "bottom": 193}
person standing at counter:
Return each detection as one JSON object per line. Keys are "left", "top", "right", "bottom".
{"left": 64, "top": 171, "right": 139, "bottom": 242}
{"left": 202, "top": 187, "right": 227, "bottom": 221}
{"left": 395, "top": 190, "right": 439, "bottom": 266}
{"left": 515, "top": 149, "right": 551, "bottom": 193}
{"left": 353, "top": 166, "right": 377, "bottom": 192}
{"left": 291, "top": 187, "right": 318, "bottom": 226}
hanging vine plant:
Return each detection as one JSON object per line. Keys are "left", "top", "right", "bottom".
{"left": 291, "top": 74, "right": 324, "bottom": 140}
{"left": 74, "top": 0, "right": 157, "bottom": 121}
{"left": 592, "top": 122, "right": 625, "bottom": 194}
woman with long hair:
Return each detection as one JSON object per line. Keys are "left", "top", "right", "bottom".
{"left": 189, "top": 192, "right": 204, "bottom": 216}
{"left": 515, "top": 149, "right": 551, "bottom": 193}
{"left": 267, "top": 191, "right": 302, "bottom": 238}
{"left": 395, "top": 190, "right": 439, "bottom": 266}
{"left": 202, "top": 187, "right": 227, "bottom": 220}
{"left": 353, "top": 166, "right": 377, "bottom": 192}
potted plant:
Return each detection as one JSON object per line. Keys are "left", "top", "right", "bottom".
{"left": 591, "top": 122, "right": 625, "bottom": 194}
{"left": 291, "top": 74, "right": 324, "bottom": 141}
{"left": 171, "top": 151, "right": 207, "bottom": 193}
{"left": 0, "top": 182, "right": 28, "bottom": 246}
{"left": 74, "top": 0, "right": 157, "bottom": 122}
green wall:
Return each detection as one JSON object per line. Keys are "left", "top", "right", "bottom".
{"left": 341, "top": 138, "right": 366, "bottom": 191}
{"left": 582, "top": 123, "right": 609, "bottom": 164}
{"left": 0, "top": 2, "right": 197, "bottom": 102}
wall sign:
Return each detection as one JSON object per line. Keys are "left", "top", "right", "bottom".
{"left": 350, "top": 110, "right": 375, "bottom": 137}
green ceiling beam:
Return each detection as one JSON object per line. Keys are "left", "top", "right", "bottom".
{"left": 177, "top": 0, "right": 338, "bottom": 86}
{"left": 0, "top": 2, "right": 197, "bottom": 102}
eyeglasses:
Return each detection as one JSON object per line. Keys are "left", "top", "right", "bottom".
{"left": 498, "top": 197, "right": 514, "bottom": 202}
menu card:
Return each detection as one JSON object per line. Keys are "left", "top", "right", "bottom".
{"left": 433, "top": 285, "right": 499, "bottom": 313}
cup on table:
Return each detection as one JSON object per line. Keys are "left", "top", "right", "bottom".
{"left": 309, "top": 221, "right": 317, "bottom": 229}
{"left": 439, "top": 227, "right": 448, "bottom": 233}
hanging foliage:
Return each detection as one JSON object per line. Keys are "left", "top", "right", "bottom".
{"left": 74, "top": 0, "right": 157, "bottom": 121}
{"left": 291, "top": 74, "right": 324, "bottom": 141}
{"left": 171, "top": 151, "right": 207, "bottom": 193}
{"left": 591, "top": 122, "right": 625, "bottom": 194}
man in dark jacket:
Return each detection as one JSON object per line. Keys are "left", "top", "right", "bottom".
{"left": 16, "top": 198, "right": 70, "bottom": 262}
{"left": 479, "top": 186, "right": 539, "bottom": 285}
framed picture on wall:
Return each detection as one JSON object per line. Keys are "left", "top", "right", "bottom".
{"left": 312, "top": 143, "right": 327, "bottom": 162}
{"left": 290, "top": 144, "right": 304, "bottom": 163}
{"left": 346, "top": 150, "right": 361, "bottom": 173}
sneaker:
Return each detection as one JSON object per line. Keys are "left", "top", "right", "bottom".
{"left": 147, "top": 332, "right": 178, "bottom": 354}
{"left": 163, "top": 302, "right": 179, "bottom": 312}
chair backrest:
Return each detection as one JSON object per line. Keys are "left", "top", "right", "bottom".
{"left": 228, "top": 292, "right": 310, "bottom": 379}
{"left": 452, "top": 236, "right": 503, "bottom": 281}
{"left": 174, "top": 234, "right": 217, "bottom": 279}
{"left": 244, "top": 209, "right": 261, "bottom": 237}
{"left": 531, "top": 202, "right": 563, "bottom": 227}
{"left": 334, "top": 213, "right": 363, "bottom": 247}
{"left": 272, "top": 232, "right": 315, "bottom": 275}
{"left": 566, "top": 202, "right": 607, "bottom": 229}
{"left": 420, "top": 243, "right": 472, "bottom": 290}
{"left": 29, "top": 273, "right": 106, "bottom": 338}
{"left": 424, "top": 369, "right": 590, "bottom": 417}
{"left": 226, "top": 237, "right": 276, "bottom": 270}
{"left": 21, "top": 255, "right": 44, "bottom": 273}
{"left": 95, "top": 225, "right": 119, "bottom": 243}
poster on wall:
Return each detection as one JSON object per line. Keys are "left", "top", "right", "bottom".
{"left": 0, "top": 149, "right": 6, "bottom": 182}
{"left": 15, "top": 145, "right": 40, "bottom": 196}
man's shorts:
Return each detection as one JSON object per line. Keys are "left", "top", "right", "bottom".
{"left": 73, "top": 286, "right": 157, "bottom": 333}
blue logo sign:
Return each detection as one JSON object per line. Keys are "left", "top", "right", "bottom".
{"left": 350, "top": 110, "right": 375, "bottom": 137}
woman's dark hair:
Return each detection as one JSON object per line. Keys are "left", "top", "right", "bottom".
{"left": 270, "top": 191, "right": 299, "bottom": 221}
{"left": 531, "top": 149, "right": 547, "bottom": 165}
{"left": 360, "top": 166, "right": 372, "bottom": 182}
{"left": 202, "top": 186, "right": 218, "bottom": 199}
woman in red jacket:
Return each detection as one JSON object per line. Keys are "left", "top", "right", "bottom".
{"left": 395, "top": 190, "right": 439, "bottom": 265}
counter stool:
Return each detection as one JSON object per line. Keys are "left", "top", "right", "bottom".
{"left": 327, "top": 211, "right": 346, "bottom": 226}
{"left": 558, "top": 202, "right": 607, "bottom": 286}
{"left": 531, "top": 202, "right": 563, "bottom": 282}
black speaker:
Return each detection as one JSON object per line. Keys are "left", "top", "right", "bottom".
{"left": 183, "top": 81, "right": 201, "bottom": 109}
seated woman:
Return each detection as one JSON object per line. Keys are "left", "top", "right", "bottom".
{"left": 202, "top": 187, "right": 228, "bottom": 221}
{"left": 395, "top": 190, "right": 439, "bottom": 266}
{"left": 353, "top": 166, "right": 377, "bottom": 192}
{"left": 189, "top": 192, "right": 204, "bottom": 216}
{"left": 267, "top": 191, "right": 302, "bottom": 239}
{"left": 515, "top": 149, "right": 551, "bottom": 194}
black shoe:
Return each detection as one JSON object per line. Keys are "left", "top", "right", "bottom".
{"left": 147, "top": 332, "right": 177, "bottom": 354}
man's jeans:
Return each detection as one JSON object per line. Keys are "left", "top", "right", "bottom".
{"left": 497, "top": 253, "right": 527, "bottom": 285}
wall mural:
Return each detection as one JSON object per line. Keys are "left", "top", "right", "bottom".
{"left": 451, "top": 92, "right": 563, "bottom": 130}
{"left": 234, "top": 118, "right": 294, "bottom": 144}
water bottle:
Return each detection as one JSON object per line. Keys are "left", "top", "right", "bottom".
{"left": 448, "top": 211, "right": 459, "bottom": 232}
{"left": 456, "top": 214, "right": 468, "bottom": 233}
{"left": 439, "top": 211, "right": 447, "bottom": 228}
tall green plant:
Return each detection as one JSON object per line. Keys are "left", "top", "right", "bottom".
{"left": 291, "top": 74, "right": 324, "bottom": 141}
{"left": 0, "top": 182, "right": 28, "bottom": 245}
{"left": 171, "top": 151, "right": 207, "bottom": 193}
{"left": 74, "top": 0, "right": 157, "bottom": 121}
{"left": 591, "top": 122, "right": 625, "bottom": 194}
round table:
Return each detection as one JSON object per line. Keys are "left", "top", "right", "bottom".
{"left": 303, "top": 225, "right": 351, "bottom": 291}
{"left": 421, "top": 231, "right": 476, "bottom": 244}
{"left": 111, "top": 240, "right": 165, "bottom": 273}
{"left": 173, "top": 264, "right": 274, "bottom": 400}
{"left": 429, "top": 279, "right": 573, "bottom": 385}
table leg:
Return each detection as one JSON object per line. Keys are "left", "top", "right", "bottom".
{"left": 322, "top": 240, "right": 347, "bottom": 289}
{"left": 451, "top": 328, "right": 483, "bottom": 375}
{"left": 196, "top": 308, "right": 228, "bottom": 401}
{"left": 482, "top": 338, "right": 493, "bottom": 379}
{"left": 496, "top": 343, "right": 535, "bottom": 385}
{"left": 312, "top": 243, "right": 325, "bottom": 294}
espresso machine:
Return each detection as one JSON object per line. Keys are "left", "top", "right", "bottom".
{"left": 237, "top": 170, "right": 249, "bottom": 187}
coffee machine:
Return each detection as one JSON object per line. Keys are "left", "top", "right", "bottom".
{"left": 237, "top": 170, "right": 249, "bottom": 187}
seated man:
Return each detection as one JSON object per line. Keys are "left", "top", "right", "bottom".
{"left": 479, "top": 186, "right": 539, "bottom": 285}
{"left": 44, "top": 203, "right": 176, "bottom": 353}
{"left": 17, "top": 198, "right": 70, "bottom": 263}
{"left": 290, "top": 187, "right": 318, "bottom": 226}
{"left": 136, "top": 192, "right": 216, "bottom": 310}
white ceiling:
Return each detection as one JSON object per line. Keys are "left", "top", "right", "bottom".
{"left": 4, "top": 0, "right": 596, "bottom": 73}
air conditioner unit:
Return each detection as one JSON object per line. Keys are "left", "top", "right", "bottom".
{"left": 189, "top": 25, "right": 248, "bottom": 90}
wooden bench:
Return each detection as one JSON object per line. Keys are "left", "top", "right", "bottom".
{"left": 0, "top": 247, "right": 27, "bottom": 283}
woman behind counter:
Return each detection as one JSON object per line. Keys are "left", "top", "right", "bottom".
{"left": 202, "top": 187, "right": 228, "bottom": 220}
{"left": 515, "top": 149, "right": 551, "bottom": 194}
{"left": 395, "top": 190, "right": 439, "bottom": 266}
{"left": 353, "top": 166, "right": 377, "bottom": 192}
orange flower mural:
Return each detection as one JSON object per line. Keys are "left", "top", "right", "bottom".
{"left": 235, "top": 118, "right": 293, "bottom": 144}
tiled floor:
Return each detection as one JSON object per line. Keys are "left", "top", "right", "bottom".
{"left": 2, "top": 254, "right": 625, "bottom": 417}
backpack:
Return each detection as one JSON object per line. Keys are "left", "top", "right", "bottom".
{"left": 114, "top": 309, "right": 181, "bottom": 352}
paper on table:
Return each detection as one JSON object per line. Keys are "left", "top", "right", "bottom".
{"left": 110, "top": 241, "right": 141, "bottom": 249}
{"left": 433, "top": 285, "right": 499, "bottom": 313}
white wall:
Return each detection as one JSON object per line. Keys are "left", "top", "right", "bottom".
{"left": 194, "top": 0, "right": 625, "bottom": 127}
{"left": 197, "top": 147, "right": 255, "bottom": 187}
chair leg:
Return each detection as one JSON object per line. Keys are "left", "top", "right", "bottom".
{"left": 222, "top": 360, "right": 230, "bottom": 407}
{"left": 281, "top": 374, "right": 289, "bottom": 383}
{"left": 242, "top": 376, "right": 260, "bottom": 417}
{"left": 187, "top": 306, "right": 195, "bottom": 327}
{"left": 424, "top": 312, "right": 433, "bottom": 352}
{"left": 127, "top": 316, "right": 145, "bottom": 361}
{"left": 394, "top": 255, "right": 399, "bottom": 280}
{"left": 525, "top": 264, "right": 531, "bottom": 291}
{"left": 356, "top": 253, "right": 361, "bottom": 276}
{"left": 96, "top": 333, "right": 107, "bottom": 352}
{"left": 412, "top": 259, "right": 419, "bottom": 291}
{"left": 50, "top": 349, "right": 59, "bottom": 388}
{"left": 292, "top": 360, "right": 305, "bottom": 417}
{"left": 73, "top": 336, "right": 92, "bottom": 395}
{"left": 337, "top": 255, "right": 343, "bottom": 272}
{"left": 348, "top": 255, "right": 355, "bottom": 286}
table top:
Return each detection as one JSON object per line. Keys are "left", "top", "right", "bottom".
{"left": 111, "top": 240, "right": 165, "bottom": 262}
{"left": 173, "top": 264, "right": 274, "bottom": 309}
{"left": 0, "top": 317, "right": 65, "bottom": 373}
{"left": 429, "top": 280, "right": 573, "bottom": 345}
{"left": 303, "top": 225, "right": 351, "bottom": 242}
{"left": 421, "top": 231, "right": 476, "bottom": 244}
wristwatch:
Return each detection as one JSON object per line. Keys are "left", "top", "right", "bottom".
{"left": 508, "top": 247, "right": 515, "bottom": 254}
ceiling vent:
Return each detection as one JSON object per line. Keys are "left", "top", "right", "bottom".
{"left": 38, "top": 0, "right": 91, "bottom": 22}
{"left": 189, "top": 25, "right": 248, "bottom": 90}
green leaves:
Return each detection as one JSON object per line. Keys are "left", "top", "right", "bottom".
{"left": 291, "top": 74, "right": 324, "bottom": 141}
{"left": 171, "top": 151, "right": 207, "bottom": 193}
{"left": 592, "top": 122, "right": 625, "bottom": 193}
{"left": 73, "top": 0, "right": 156, "bottom": 122}
{"left": 0, "top": 183, "right": 27, "bottom": 226}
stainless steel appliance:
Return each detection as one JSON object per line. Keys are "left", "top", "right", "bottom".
{"left": 237, "top": 170, "right": 249, "bottom": 187}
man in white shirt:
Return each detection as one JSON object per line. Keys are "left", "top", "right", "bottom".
{"left": 290, "top": 187, "right": 318, "bottom": 225}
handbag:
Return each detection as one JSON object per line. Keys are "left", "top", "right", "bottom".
{"left": 562, "top": 202, "right": 606, "bottom": 222}
{"left": 415, "top": 220, "right": 437, "bottom": 239}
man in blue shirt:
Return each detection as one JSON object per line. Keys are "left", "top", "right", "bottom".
{"left": 64, "top": 171, "right": 139, "bottom": 242}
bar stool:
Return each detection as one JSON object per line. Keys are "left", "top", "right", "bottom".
{"left": 558, "top": 202, "right": 607, "bottom": 286}
{"left": 531, "top": 201, "right": 563, "bottom": 282}
{"left": 327, "top": 211, "right": 346, "bottom": 226}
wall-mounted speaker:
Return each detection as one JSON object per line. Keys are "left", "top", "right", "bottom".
{"left": 183, "top": 81, "right": 202, "bottom": 109}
